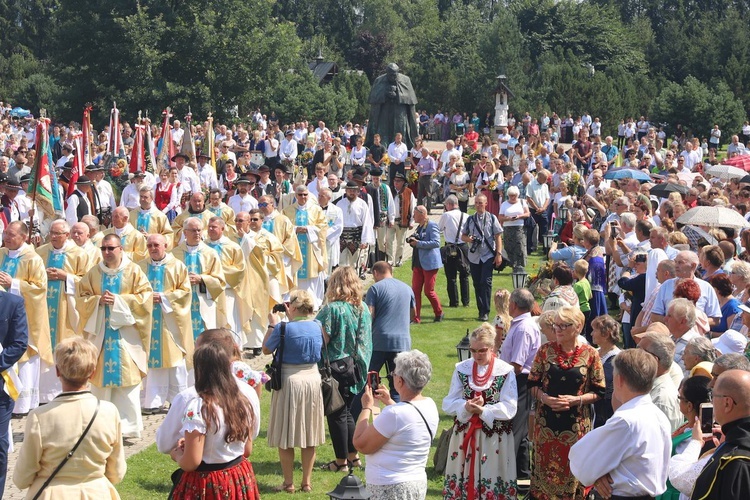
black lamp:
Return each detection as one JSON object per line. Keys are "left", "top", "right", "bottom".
{"left": 456, "top": 329, "right": 471, "bottom": 361}
{"left": 512, "top": 268, "right": 528, "bottom": 289}
{"left": 327, "top": 472, "right": 370, "bottom": 499}
{"left": 542, "top": 231, "right": 556, "bottom": 253}
{"left": 559, "top": 205, "right": 569, "bottom": 223}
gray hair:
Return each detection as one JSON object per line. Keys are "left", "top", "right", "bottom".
{"left": 138, "top": 185, "right": 153, "bottom": 195}
{"left": 641, "top": 332, "right": 676, "bottom": 371}
{"left": 685, "top": 336, "right": 718, "bottom": 362}
{"left": 510, "top": 288, "right": 535, "bottom": 312}
{"left": 714, "top": 353, "right": 750, "bottom": 372}
{"left": 50, "top": 219, "right": 70, "bottom": 233}
{"left": 732, "top": 260, "right": 750, "bottom": 281}
{"left": 394, "top": 350, "right": 432, "bottom": 393}
{"left": 668, "top": 298, "right": 697, "bottom": 329}
{"left": 444, "top": 194, "right": 459, "bottom": 208}
{"left": 620, "top": 212, "right": 636, "bottom": 229}
{"left": 506, "top": 185, "right": 520, "bottom": 197}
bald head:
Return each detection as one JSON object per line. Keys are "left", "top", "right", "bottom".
{"left": 714, "top": 369, "right": 750, "bottom": 424}
{"left": 146, "top": 233, "right": 168, "bottom": 260}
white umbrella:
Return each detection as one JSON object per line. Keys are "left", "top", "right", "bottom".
{"left": 677, "top": 172, "right": 697, "bottom": 183}
{"left": 676, "top": 206, "right": 750, "bottom": 229}
{"left": 705, "top": 164, "right": 748, "bottom": 181}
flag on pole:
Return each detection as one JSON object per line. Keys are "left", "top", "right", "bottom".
{"left": 67, "top": 132, "right": 84, "bottom": 198}
{"left": 29, "top": 118, "right": 63, "bottom": 219}
{"left": 144, "top": 118, "right": 156, "bottom": 174}
{"left": 156, "top": 107, "right": 173, "bottom": 173}
{"left": 206, "top": 113, "right": 216, "bottom": 171}
{"left": 108, "top": 102, "right": 124, "bottom": 157}
{"left": 129, "top": 124, "right": 145, "bottom": 173}
{"left": 81, "top": 104, "right": 93, "bottom": 166}
{"left": 179, "top": 110, "right": 196, "bottom": 164}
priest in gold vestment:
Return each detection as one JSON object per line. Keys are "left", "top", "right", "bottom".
{"left": 0, "top": 221, "right": 51, "bottom": 415}
{"left": 170, "top": 217, "right": 227, "bottom": 338}
{"left": 139, "top": 234, "right": 192, "bottom": 413}
{"left": 77, "top": 233, "right": 153, "bottom": 438}
{"left": 36, "top": 220, "right": 93, "bottom": 403}
{"left": 103, "top": 207, "right": 148, "bottom": 263}
{"left": 206, "top": 216, "right": 246, "bottom": 343}
{"left": 129, "top": 186, "right": 174, "bottom": 248}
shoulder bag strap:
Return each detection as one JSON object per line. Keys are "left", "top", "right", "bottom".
{"left": 276, "top": 322, "right": 286, "bottom": 364}
{"left": 403, "top": 401, "right": 434, "bottom": 441}
{"left": 320, "top": 322, "right": 331, "bottom": 371}
{"left": 32, "top": 399, "right": 101, "bottom": 500}
{"left": 455, "top": 211, "right": 465, "bottom": 244}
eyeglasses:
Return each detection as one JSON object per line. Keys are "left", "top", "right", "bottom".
{"left": 184, "top": 228, "right": 201, "bottom": 233}
{"left": 258, "top": 202, "right": 268, "bottom": 208}
{"left": 101, "top": 246, "right": 121, "bottom": 252}
{"left": 297, "top": 193, "right": 309, "bottom": 197}
{"left": 469, "top": 347, "right": 490, "bottom": 354}
{"left": 146, "top": 243, "right": 162, "bottom": 248}
{"left": 712, "top": 392, "right": 736, "bottom": 405}
{"left": 50, "top": 231, "right": 67, "bottom": 236}
{"left": 249, "top": 218, "right": 261, "bottom": 222}
{"left": 553, "top": 322, "right": 574, "bottom": 330}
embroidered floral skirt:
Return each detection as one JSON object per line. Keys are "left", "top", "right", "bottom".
{"left": 443, "top": 419, "right": 518, "bottom": 500}
{"left": 171, "top": 459, "right": 260, "bottom": 500}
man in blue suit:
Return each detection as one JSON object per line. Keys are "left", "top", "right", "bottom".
{"left": 409, "top": 205, "right": 444, "bottom": 323}
{"left": 0, "top": 291, "right": 29, "bottom": 493}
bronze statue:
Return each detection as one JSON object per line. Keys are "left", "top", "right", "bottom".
{"left": 365, "top": 63, "right": 419, "bottom": 150}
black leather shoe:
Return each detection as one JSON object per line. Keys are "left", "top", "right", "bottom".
{"left": 434, "top": 314, "right": 444, "bottom": 322}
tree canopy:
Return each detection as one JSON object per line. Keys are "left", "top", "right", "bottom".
{"left": 1, "top": 0, "right": 749, "bottom": 136}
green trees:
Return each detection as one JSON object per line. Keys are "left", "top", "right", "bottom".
{"left": 1, "top": 0, "right": 750, "bottom": 134}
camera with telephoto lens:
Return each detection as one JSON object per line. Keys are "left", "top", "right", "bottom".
{"left": 469, "top": 236, "right": 482, "bottom": 253}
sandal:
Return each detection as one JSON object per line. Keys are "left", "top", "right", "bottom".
{"left": 300, "top": 484, "right": 312, "bottom": 493}
{"left": 272, "top": 483, "right": 296, "bottom": 494}
{"left": 348, "top": 458, "right": 363, "bottom": 470}
{"left": 320, "top": 460, "right": 349, "bottom": 472}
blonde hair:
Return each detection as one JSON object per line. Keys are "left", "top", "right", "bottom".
{"left": 289, "top": 289, "right": 316, "bottom": 315}
{"left": 573, "top": 259, "right": 589, "bottom": 278}
{"left": 470, "top": 323, "right": 496, "bottom": 347}
{"left": 55, "top": 337, "right": 98, "bottom": 384}
{"left": 494, "top": 289, "right": 512, "bottom": 333}
{"left": 556, "top": 305, "right": 585, "bottom": 331}
{"left": 325, "top": 266, "right": 363, "bottom": 307}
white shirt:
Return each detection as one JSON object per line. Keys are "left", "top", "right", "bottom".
{"left": 336, "top": 196, "right": 375, "bottom": 244}
{"left": 96, "top": 179, "right": 117, "bottom": 210}
{"left": 387, "top": 142, "right": 408, "bottom": 164}
{"left": 264, "top": 138, "right": 279, "bottom": 158}
{"left": 197, "top": 164, "right": 219, "bottom": 190}
{"left": 570, "top": 394, "right": 671, "bottom": 497}
{"left": 350, "top": 146, "right": 367, "bottom": 166}
{"left": 279, "top": 138, "right": 297, "bottom": 161}
{"left": 366, "top": 398, "right": 439, "bottom": 486}
{"left": 119, "top": 183, "right": 142, "bottom": 210}
{"left": 176, "top": 166, "right": 201, "bottom": 194}
{"left": 65, "top": 189, "right": 92, "bottom": 226}
{"left": 526, "top": 179, "right": 550, "bottom": 209}
{"left": 228, "top": 193, "right": 258, "bottom": 214}
{"left": 171, "top": 127, "right": 184, "bottom": 146}
{"left": 438, "top": 209, "right": 467, "bottom": 244}
{"left": 155, "top": 383, "right": 260, "bottom": 463}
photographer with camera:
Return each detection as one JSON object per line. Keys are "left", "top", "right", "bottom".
{"left": 461, "top": 194, "right": 504, "bottom": 322}
{"left": 409, "top": 206, "right": 444, "bottom": 323}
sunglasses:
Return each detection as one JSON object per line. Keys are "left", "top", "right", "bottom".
{"left": 249, "top": 218, "right": 261, "bottom": 222}
{"left": 101, "top": 246, "right": 121, "bottom": 252}
{"left": 469, "top": 347, "right": 490, "bottom": 354}
{"left": 553, "top": 322, "right": 574, "bottom": 329}
{"left": 258, "top": 202, "right": 269, "bottom": 208}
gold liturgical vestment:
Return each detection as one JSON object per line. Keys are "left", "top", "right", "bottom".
{"left": 102, "top": 223, "right": 148, "bottom": 263}
{"left": 238, "top": 228, "right": 285, "bottom": 330}
{"left": 77, "top": 257, "right": 153, "bottom": 388}
{"left": 36, "top": 240, "right": 92, "bottom": 347}
{"left": 0, "top": 243, "right": 52, "bottom": 364}
{"left": 139, "top": 253, "right": 194, "bottom": 369}
{"left": 129, "top": 206, "right": 174, "bottom": 249}
{"left": 205, "top": 236, "right": 245, "bottom": 332}
{"left": 282, "top": 203, "right": 327, "bottom": 280}
{"left": 171, "top": 210, "right": 212, "bottom": 243}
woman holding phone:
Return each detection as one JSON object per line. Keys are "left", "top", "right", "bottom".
{"left": 353, "top": 350, "right": 439, "bottom": 500}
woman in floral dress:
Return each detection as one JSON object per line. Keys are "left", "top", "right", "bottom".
{"left": 442, "top": 323, "right": 518, "bottom": 500}
{"left": 528, "top": 306, "right": 605, "bottom": 500}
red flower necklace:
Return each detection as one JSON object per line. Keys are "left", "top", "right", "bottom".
{"left": 472, "top": 354, "right": 496, "bottom": 386}
{"left": 553, "top": 342, "right": 584, "bottom": 370}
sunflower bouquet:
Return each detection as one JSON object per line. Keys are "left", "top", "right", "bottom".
{"left": 381, "top": 153, "right": 391, "bottom": 166}
{"left": 566, "top": 171, "right": 581, "bottom": 196}
{"left": 407, "top": 170, "right": 419, "bottom": 184}
{"left": 527, "top": 260, "right": 555, "bottom": 299}
{"left": 489, "top": 179, "right": 498, "bottom": 191}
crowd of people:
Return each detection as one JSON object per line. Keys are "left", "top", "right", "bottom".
{"left": 3, "top": 103, "right": 750, "bottom": 500}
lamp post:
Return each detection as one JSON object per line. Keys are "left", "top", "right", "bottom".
{"left": 542, "top": 231, "right": 556, "bottom": 255}
{"left": 512, "top": 268, "right": 528, "bottom": 289}
{"left": 327, "top": 472, "right": 370, "bottom": 499}
{"left": 559, "top": 206, "right": 569, "bottom": 225}
{"left": 456, "top": 329, "right": 471, "bottom": 361}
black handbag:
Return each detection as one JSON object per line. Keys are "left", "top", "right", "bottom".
{"left": 264, "top": 322, "right": 286, "bottom": 392}
{"left": 320, "top": 333, "right": 345, "bottom": 416}
{"left": 329, "top": 307, "right": 364, "bottom": 390}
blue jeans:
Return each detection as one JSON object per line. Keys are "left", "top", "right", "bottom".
{"left": 0, "top": 392, "right": 14, "bottom": 494}
{"left": 351, "top": 351, "right": 401, "bottom": 421}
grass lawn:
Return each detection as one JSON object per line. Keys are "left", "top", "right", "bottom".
{"left": 116, "top": 251, "right": 545, "bottom": 499}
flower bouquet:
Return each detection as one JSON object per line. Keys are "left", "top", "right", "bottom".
{"left": 407, "top": 170, "right": 419, "bottom": 184}
{"left": 527, "top": 260, "right": 555, "bottom": 299}
{"left": 566, "top": 171, "right": 581, "bottom": 196}
{"left": 381, "top": 153, "right": 391, "bottom": 166}
{"left": 489, "top": 179, "right": 498, "bottom": 191}
{"left": 299, "top": 151, "right": 313, "bottom": 165}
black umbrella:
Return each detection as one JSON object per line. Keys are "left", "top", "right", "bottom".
{"left": 740, "top": 174, "right": 750, "bottom": 184}
{"left": 648, "top": 182, "right": 689, "bottom": 198}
